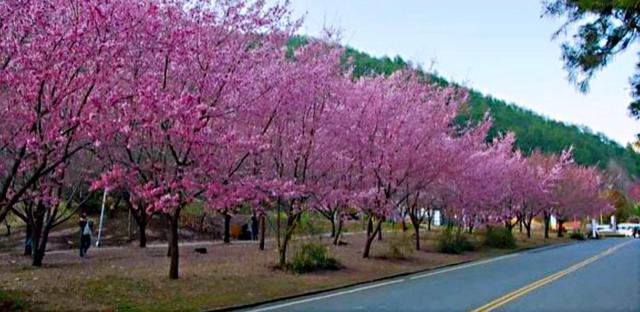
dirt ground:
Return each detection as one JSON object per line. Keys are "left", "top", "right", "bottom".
{"left": 0, "top": 226, "right": 570, "bottom": 312}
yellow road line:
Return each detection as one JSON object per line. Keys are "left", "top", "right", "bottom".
{"left": 470, "top": 240, "right": 635, "bottom": 312}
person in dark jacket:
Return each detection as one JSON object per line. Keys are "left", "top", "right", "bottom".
{"left": 79, "top": 213, "right": 93, "bottom": 257}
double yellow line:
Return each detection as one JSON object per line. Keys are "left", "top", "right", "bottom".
{"left": 470, "top": 240, "right": 635, "bottom": 312}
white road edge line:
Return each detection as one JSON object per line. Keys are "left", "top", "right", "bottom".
{"left": 247, "top": 279, "right": 405, "bottom": 312}
{"left": 248, "top": 252, "right": 521, "bottom": 311}
{"left": 409, "top": 253, "right": 519, "bottom": 280}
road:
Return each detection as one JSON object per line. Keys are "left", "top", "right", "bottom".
{"left": 243, "top": 238, "right": 640, "bottom": 312}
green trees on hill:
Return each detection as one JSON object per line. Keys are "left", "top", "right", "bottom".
{"left": 462, "top": 91, "right": 640, "bottom": 176}
{"left": 339, "top": 46, "right": 640, "bottom": 177}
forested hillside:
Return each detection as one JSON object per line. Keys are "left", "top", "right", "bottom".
{"left": 338, "top": 45, "right": 640, "bottom": 178}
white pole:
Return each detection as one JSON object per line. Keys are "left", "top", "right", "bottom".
{"left": 96, "top": 189, "right": 108, "bottom": 247}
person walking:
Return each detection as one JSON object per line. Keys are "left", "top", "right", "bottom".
{"left": 79, "top": 213, "right": 93, "bottom": 257}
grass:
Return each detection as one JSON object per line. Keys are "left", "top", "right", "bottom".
{"left": 0, "top": 225, "right": 569, "bottom": 311}
{"left": 0, "top": 289, "right": 27, "bottom": 311}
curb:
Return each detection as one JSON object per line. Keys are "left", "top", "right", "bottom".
{"left": 204, "top": 240, "right": 573, "bottom": 312}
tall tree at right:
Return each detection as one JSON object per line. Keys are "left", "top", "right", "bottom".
{"left": 544, "top": 1, "right": 640, "bottom": 127}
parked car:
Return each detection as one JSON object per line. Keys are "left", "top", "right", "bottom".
{"left": 592, "top": 224, "right": 614, "bottom": 238}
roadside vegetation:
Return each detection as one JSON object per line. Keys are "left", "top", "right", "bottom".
{"left": 0, "top": 223, "right": 569, "bottom": 311}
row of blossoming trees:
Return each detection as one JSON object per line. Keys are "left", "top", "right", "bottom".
{"left": 0, "top": 0, "right": 613, "bottom": 278}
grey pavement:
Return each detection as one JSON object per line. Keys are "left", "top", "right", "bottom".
{"left": 243, "top": 238, "right": 640, "bottom": 312}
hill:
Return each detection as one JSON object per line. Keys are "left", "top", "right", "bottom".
{"left": 338, "top": 45, "right": 640, "bottom": 178}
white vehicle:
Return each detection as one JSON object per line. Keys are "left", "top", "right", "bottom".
{"left": 595, "top": 224, "right": 612, "bottom": 232}
{"left": 590, "top": 224, "right": 614, "bottom": 238}
{"left": 616, "top": 223, "right": 637, "bottom": 237}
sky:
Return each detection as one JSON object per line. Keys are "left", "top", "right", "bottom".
{"left": 285, "top": 0, "right": 639, "bottom": 145}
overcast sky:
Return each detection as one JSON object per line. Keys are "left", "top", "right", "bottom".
{"left": 285, "top": 0, "right": 639, "bottom": 145}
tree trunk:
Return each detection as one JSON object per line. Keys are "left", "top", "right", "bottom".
{"left": 519, "top": 219, "right": 523, "bottom": 233}
{"left": 468, "top": 225, "right": 474, "bottom": 234}
{"left": 277, "top": 203, "right": 301, "bottom": 268}
{"left": 525, "top": 216, "right": 533, "bottom": 238}
{"left": 277, "top": 213, "right": 298, "bottom": 267}
{"left": 31, "top": 210, "right": 51, "bottom": 267}
{"left": 366, "top": 218, "right": 373, "bottom": 237}
{"left": 413, "top": 219, "right": 420, "bottom": 250}
{"left": 138, "top": 221, "right": 147, "bottom": 248}
{"left": 377, "top": 218, "right": 383, "bottom": 241}
{"left": 330, "top": 213, "right": 336, "bottom": 238}
{"left": 363, "top": 219, "right": 382, "bottom": 258}
{"left": 505, "top": 221, "right": 514, "bottom": 233}
{"left": 543, "top": 213, "right": 550, "bottom": 239}
{"left": 4, "top": 219, "right": 10, "bottom": 236}
{"left": 401, "top": 216, "right": 408, "bottom": 232}
{"left": 126, "top": 196, "right": 151, "bottom": 248}
{"left": 409, "top": 212, "right": 421, "bottom": 250}
{"left": 259, "top": 214, "right": 266, "bottom": 251}
{"left": 168, "top": 211, "right": 180, "bottom": 280}
{"left": 32, "top": 225, "right": 50, "bottom": 267}
{"left": 557, "top": 220, "right": 564, "bottom": 238}
{"left": 32, "top": 245, "right": 45, "bottom": 267}
{"left": 31, "top": 229, "right": 43, "bottom": 266}
{"left": 427, "top": 216, "right": 432, "bottom": 231}
{"left": 276, "top": 200, "right": 281, "bottom": 252}
{"left": 278, "top": 232, "right": 290, "bottom": 267}
{"left": 31, "top": 208, "right": 45, "bottom": 266}
{"left": 223, "top": 212, "right": 231, "bottom": 244}
{"left": 333, "top": 219, "right": 343, "bottom": 245}
{"left": 0, "top": 205, "right": 11, "bottom": 226}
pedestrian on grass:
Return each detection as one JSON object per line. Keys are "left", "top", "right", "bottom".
{"left": 79, "top": 213, "right": 94, "bottom": 257}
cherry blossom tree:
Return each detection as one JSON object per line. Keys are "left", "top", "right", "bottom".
{"left": 333, "top": 73, "right": 482, "bottom": 256}
{"left": 516, "top": 150, "right": 568, "bottom": 238}
{"left": 254, "top": 41, "right": 345, "bottom": 266}
{"left": 446, "top": 133, "right": 516, "bottom": 231}
{"left": 0, "top": 0, "right": 137, "bottom": 225}
{"left": 92, "top": 0, "right": 305, "bottom": 279}
{"left": 398, "top": 92, "right": 491, "bottom": 250}
{"left": 0, "top": 0, "right": 163, "bottom": 266}
{"left": 554, "top": 164, "right": 612, "bottom": 237}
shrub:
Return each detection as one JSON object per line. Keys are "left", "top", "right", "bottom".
{"left": 382, "top": 234, "right": 414, "bottom": 259}
{"left": 569, "top": 230, "right": 586, "bottom": 240}
{"left": 437, "top": 227, "right": 475, "bottom": 254}
{"left": 484, "top": 226, "right": 516, "bottom": 249}
{"left": 0, "top": 289, "right": 27, "bottom": 312}
{"left": 290, "top": 242, "right": 340, "bottom": 273}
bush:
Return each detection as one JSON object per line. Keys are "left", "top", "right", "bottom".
{"left": 484, "top": 226, "right": 516, "bottom": 249}
{"left": 437, "top": 227, "right": 474, "bottom": 254}
{"left": 0, "top": 289, "right": 27, "bottom": 312}
{"left": 382, "top": 234, "right": 414, "bottom": 259}
{"left": 569, "top": 230, "right": 586, "bottom": 240}
{"left": 290, "top": 242, "right": 340, "bottom": 273}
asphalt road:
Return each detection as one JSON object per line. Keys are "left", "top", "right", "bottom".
{"left": 243, "top": 238, "right": 640, "bottom": 312}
